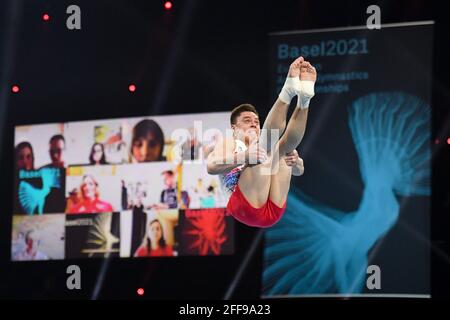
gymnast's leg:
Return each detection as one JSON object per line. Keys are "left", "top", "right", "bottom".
{"left": 269, "top": 60, "right": 316, "bottom": 207}
{"left": 259, "top": 56, "right": 304, "bottom": 154}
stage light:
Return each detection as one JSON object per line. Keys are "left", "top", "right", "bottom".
{"left": 447, "top": 137, "right": 450, "bottom": 145}
{"left": 42, "top": 13, "right": 50, "bottom": 21}
{"left": 164, "top": 1, "right": 173, "bottom": 10}
{"left": 12, "top": 85, "right": 20, "bottom": 93}
{"left": 137, "top": 288, "right": 144, "bottom": 296}
{"left": 128, "top": 84, "right": 136, "bottom": 92}
{"left": 434, "top": 138, "right": 440, "bottom": 145}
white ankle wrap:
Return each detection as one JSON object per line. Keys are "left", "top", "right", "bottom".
{"left": 279, "top": 77, "right": 301, "bottom": 104}
{"left": 297, "top": 80, "right": 315, "bottom": 109}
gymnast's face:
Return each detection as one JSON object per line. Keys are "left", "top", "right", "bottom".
{"left": 233, "top": 111, "right": 260, "bottom": 142}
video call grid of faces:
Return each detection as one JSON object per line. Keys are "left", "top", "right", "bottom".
{"left": 12, "top": 113, "right": 235, "bottom": 261}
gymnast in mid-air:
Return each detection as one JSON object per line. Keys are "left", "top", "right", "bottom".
{"left": 207, "top": 56, "right": 316, "bottom": 227}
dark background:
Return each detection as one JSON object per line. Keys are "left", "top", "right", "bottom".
{"left": 0, "top": 0, "right": 449, "bottom": 299}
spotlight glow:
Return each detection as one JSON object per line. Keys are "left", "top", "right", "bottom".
{"left": 164, "top": 1, "right": 173, "bottom": 10}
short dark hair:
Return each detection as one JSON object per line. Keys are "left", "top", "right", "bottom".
{"left": 162, "top": 170, "right": 174, "bottom": 176}
{"left": 230, "top": 104, "right": 259, "bottom": 125}
{"left": 49, "top": 134, "right": 65, "bottom": 145}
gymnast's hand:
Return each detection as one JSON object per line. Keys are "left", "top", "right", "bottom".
{"left": 285, "top": 150, "right": 304, "bottom": 176}
{"left": 245, "top": 139, "right": 268, "bottom": 165}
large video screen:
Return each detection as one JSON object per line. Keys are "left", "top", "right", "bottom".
{"left": 12, "top": 112, "right": 234, "bottom": 260}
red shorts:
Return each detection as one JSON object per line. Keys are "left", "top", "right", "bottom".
{"left": 226, "top": 184, "right": 287, "bottom": 228}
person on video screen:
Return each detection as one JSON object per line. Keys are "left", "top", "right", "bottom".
{"left": 67, "top": 174, "right": 113, "bottom": 213}
{"left": 39, "top": 135, "right": 67, "bottom": 213}
{"left": 41, "top": 134, "right": 66, "bottom": 169}
{"left": 16, "top": 142, "right": 35, "bottom": 171}
{"left": 158, "top": 170, "right": 178, "bottom": 209}
{"left": 152, "top": 169, "right": 190, "bottom": 209}
{"left": 89, "top": 142, "right": 108, "bottom": 165}
{"left": 14, "top": 230, "right": 49, "bottom": 261}
{"left": 129, "top": 119, "right": 165, "bottom": 163}
{"left": 134, "top": 219, "right": 174, "bottom": 257}
{"left": 14, "top": 142, "right": 44, "bottom": 215}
